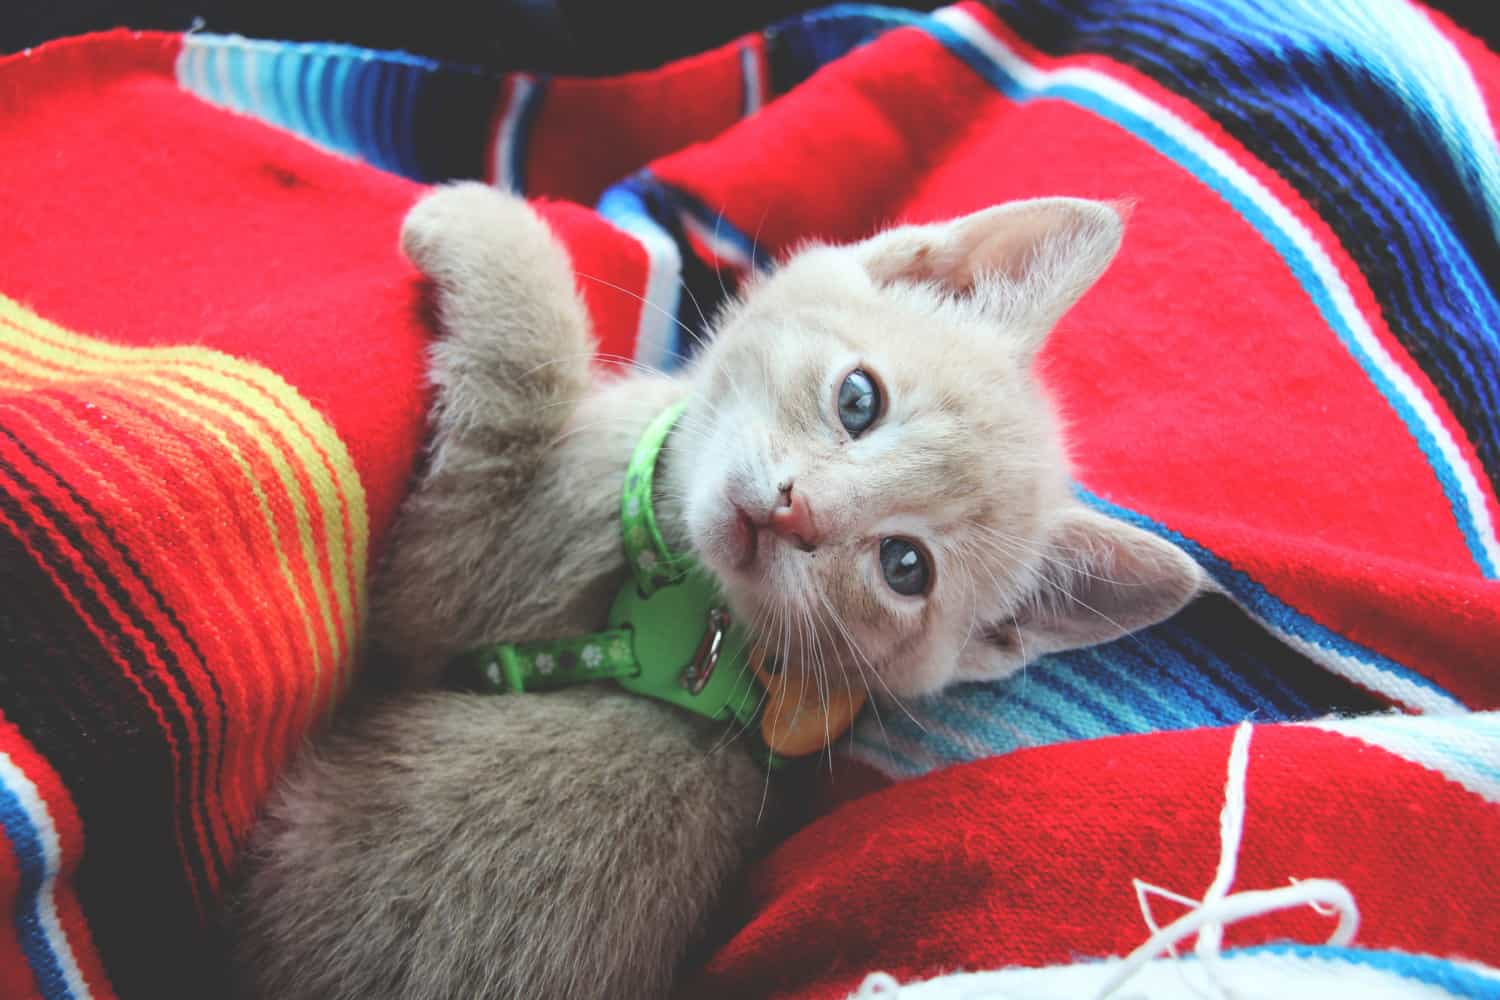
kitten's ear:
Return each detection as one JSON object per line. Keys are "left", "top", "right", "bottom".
{"left": 957, "top": 506, "right": 1205, "bottom": 682}
{"left": 861, "top": 198, "right": 1125, "bottom": 355}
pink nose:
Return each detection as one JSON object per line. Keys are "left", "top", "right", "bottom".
{"left": 767, "top": 485, "right": 819, "bottom": 550}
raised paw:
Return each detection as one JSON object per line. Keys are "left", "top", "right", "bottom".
{"left": 400, "top": 181, "right": 566, "bottom": 285}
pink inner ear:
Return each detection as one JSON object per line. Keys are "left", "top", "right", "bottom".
{"left": 964, "top": 204, "right": 1089, "bottom": 289}
{"left": 868, "top": 230, "right": 986, "bottom": 294}
{"left": 882, "top": 212, "right": 1050, "bottom": 294}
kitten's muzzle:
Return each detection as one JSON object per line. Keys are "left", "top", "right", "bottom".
{"left": 768, "top": 485, "right": 819, "bottom": 552}
{"left": 731, "top": 506, "right": 760, "bottom": 569}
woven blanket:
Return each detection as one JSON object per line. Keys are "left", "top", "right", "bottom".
{"left": 2, "top": 2, "right": 1498, "bottom": 996}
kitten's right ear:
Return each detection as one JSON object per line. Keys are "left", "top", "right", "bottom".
{"left": 955, "top": 505, "right": 1205, "bottom": 684}
{"left": 860, "top": 198, "right": 1125, "bottom": 356}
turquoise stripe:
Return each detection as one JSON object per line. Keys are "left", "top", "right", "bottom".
{"left": 1357, "top": 716, "right": 1500, "bottom": 787}
{"left": 1041, "top": 657, "right": 1159, "bottom": 735}
{"left": 1233, "top": 944, "right": 1500, "bottom": 999}
{"left": 920, "top": 16, "right": 1496, "bottom": 578}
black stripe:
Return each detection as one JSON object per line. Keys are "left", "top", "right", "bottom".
{"left": 1167, "top": 596, "right": 1383, "bottom": 718}
{"left": 0, "top": 438, "right": 224, "bottom": 895}
{"left": 983, "top": 0, "right": 1500, "bottom": 505}
{"left": 0, "top": 509, "right": 230, "bottom": 996}
{"left": 1105, "top": 6, "right": 1500, "bottom": 426}
{"left": 41, "top": 391, "right": 244, "bottom": 864}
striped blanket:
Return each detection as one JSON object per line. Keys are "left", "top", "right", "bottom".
{"left": 2, "top": 2, "right": 1498, "bottom": 997}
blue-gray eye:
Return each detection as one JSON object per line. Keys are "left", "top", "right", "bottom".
{"left": 880, "top": 537, "right": 930, "bottom": 596}
{"left": 838, "top": 369, "right": 880, "bottom": 436}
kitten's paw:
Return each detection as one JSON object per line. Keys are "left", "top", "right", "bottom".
{"left": 400, "top": 181, "right": 559, "bottom": 283}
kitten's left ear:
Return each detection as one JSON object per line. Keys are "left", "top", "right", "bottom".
{"left": 861, "top": 198, "right": 1125, "bottom": 356}
{"left": 957, "top": 506, "right": 1206, "bottom": 682}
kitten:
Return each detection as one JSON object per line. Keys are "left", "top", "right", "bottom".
{"left": 230, "top": 183, "right": 1204, "bottom": 1000}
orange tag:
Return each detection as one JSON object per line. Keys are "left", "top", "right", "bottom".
{"left": 750, "top": 648, "right": 868, "bottom": 758}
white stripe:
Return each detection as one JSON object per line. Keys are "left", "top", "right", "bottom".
{"left": 680, "top": 211, "right": 755, "bottom": 272}
{"left": 1248, "top": 609, "right": 1465, "bottom": 713}
{"left": 1306, "top": 711, "right": 1500, "bottom": 803}
{"left": 490, "top": 74, "right": 535, "bottom": 192}
{"left": 618, "top": 216, "right": 684, "bottom": 370}
{"left": 0, "top": 752, "right": 92, "bottom": 1000}
{"left": 1286, "top": 0, "right": 1500, "bottom": 241}
{"left": 740, "top": 42, "right": 763, "bottom": 117}
{"left": 243, "top": 41, "right": 266, "bottom": 120}
{"left": 174, "top": 36, "right": 211, "bottom": 99}
{"left": 214, "top": 39, "right": 237, "bottom": 113}
{"left": 935, "top": 6, "right": 1500, "bottom": 576}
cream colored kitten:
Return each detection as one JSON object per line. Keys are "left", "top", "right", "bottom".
{"left": 231, "top": 183, "right": 1204, "bottom": 1000}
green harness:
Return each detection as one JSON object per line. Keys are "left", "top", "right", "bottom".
{"left": 448, "top": 400, "right": 785, "bottom": 764}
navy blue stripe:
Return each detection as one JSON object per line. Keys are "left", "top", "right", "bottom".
{"left": 985, "top": 0, "right": 1500, "bottom": 514}
{"left": 1076, "top": 487, "right": 1458, "bottom": 704}
{"left": 1109, "top": 9, "right": 1500, "bottom": 445}
{"left": 0, "top": 424, "right": 230, "bottom": 889}
{"left": 764, "top": 4, "right": 925, "bottom": 95}
{"left": 0, "top": 778, "right": 74, "bottom": 1000}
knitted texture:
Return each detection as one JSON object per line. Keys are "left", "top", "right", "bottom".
{"left": 2, "top": 1, "right": 1499, "bottom": 995}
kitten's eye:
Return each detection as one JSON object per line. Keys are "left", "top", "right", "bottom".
{"left": 838, "top": 369, "right": 881, "bottom": 437}
{"left": 879, "top": 537, "right": 930, "bottom": 596}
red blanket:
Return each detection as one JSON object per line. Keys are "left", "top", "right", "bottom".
{"left": 3, "top": 2, "right": 1499, "bottom": 996}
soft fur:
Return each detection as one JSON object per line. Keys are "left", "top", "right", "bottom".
{"left": 231, "top": 183, "right": 1205, "bottom": 1000}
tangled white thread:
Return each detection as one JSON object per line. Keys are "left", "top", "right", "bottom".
{"left": 849, "top": 722, "right": 1359, "bottom": 1000}
{"left": 854, "top": 971, "right": 901, "bottom": 997}
{"left": 1095, "top": 722, "right": 1360, "bottom": 999}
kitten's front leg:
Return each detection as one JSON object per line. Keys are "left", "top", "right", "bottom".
{"left": 400, "top": 181, "right": 596, "bottom": 453}
{"left": 375, "top": 184, "right": 599, "bottom": 676}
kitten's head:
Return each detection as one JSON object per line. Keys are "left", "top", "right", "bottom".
{"left": 667, "top": 199, "right": 1204, "bottom": 699}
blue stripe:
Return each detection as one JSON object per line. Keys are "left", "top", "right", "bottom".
{"left": 1038, "top": 658, "right": 1157, "bottom": 735}
{"left": 0, "top": 777, "right": 75, "bottom": 1000}
{"left": 1100, "top": 7, "right": 1500, "bottom": 446}
{"left": 1171, "top": 628, "right": 1311, "bottom": 718}
{"left": 1355, "top": 716, "right": 1500, "bottom": 787}
{"left": 325, "top": 52, "right": 358, "bottom": 156}
{"left": 1076, "top": 487, "right": 1458, "bottom": 704}
{"left": 917, "top": 15, "right": 1497, "bottom": 579}
{"left": 955, "top": 677, "right": 1086, "bottom": 745}
{"left": 394, "top": 61, "right": 423, "bottom": 179}
{"left": 763, "top": 4, "right": 926, "bottom": 93}
{"left": 739, "top": 43, "right": 759, "bottom": 118}
{"left": 274, "top": 42, "right": 309, "bottom": 141}
{"left": 887, "top": 696, "right": 999, "bottom": 763}
{"left": 849, "top": 728, "right": 926, "bottom": 776}
{"left": 1232, "top": 945, "right": 1500, "bottom": 999}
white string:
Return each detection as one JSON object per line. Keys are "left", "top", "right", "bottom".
{"left": 850, "top": 722, "right": 1360, "bottom": 1000}
{"left": 1095, "top": 722, "right": 1360, "bottom": 999}
{"left": 854, "top": 971, "right": 901, "bottom": 997}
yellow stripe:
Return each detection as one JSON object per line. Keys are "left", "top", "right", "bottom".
{"left": 0, "top": 297, "right": 369, "bottom": 698}
{"left": 0, "top": 340, "right": 336, "bottom": 698}
{"left": 0, "top": 295, "right": 367, "bottom": 632}
{"left": 0, "top": 293, "right": 368, "bottom": 594}
{"left": 0, "top": 339, "right": 349, "bottom": 665}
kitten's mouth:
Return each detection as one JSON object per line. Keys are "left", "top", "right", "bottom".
{"left": 730, "top": 506, "right": 759, "bottom": 570}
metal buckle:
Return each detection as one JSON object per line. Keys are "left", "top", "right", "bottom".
{"left": 680, "top": 607, "right": 730, "bottom": 694}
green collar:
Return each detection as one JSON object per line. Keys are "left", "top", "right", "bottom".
{"left": 620, "top": 400, "right": 695, "bottom": 597}
{"left": 450, "top": 399, "right": 782, "bottom": 763}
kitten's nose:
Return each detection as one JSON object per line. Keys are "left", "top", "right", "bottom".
{"left": 768, "top": 483, "right": 819, "bottom": 551}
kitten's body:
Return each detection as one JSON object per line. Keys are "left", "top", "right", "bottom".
{"left": 233, "top": 184, "right": 1204, "bottom": 1000}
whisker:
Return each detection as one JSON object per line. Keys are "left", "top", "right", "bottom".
{"left": 573, "top": 270, "right": 702, "bottom": 350}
